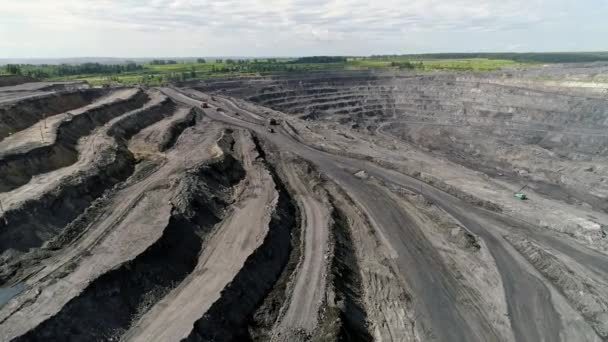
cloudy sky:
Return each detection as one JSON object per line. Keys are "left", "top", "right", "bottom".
{"left": 1, "top": 0, "right": 606, "bottom": 58}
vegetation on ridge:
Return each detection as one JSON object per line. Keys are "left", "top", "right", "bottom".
{"left": 2, "top": 52, "right": 608, "bottom": 86}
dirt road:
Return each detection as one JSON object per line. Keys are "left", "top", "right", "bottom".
{"left": 0, "top": 88, "right": 138, "bottom": 157}
{"left": 0, "top": 97, "right": 220, "bottom": 340}
{"left": 0, "top": 73, "right": 604, "bottom": 341}
{"left": 162, "top": 86, "right": 605, "bottom": 342}
{"left": 0, "top": 81, "right": 86, "bottom": 104}
{"left": 273, "top": 161, "right": 330, "bottom": 339}
{"left": 123, "top": 130, "right": 278, "bottom": 342}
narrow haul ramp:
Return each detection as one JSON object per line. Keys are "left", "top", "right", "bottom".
{"left": 163, "top": 88, "right": 604, "bottom": 342}
{"left": 124, "top": 130, "right": 278, "bottom": 342}
{"left": 0, "top": 71, "right": 605, "bottom": 341}
{"left": 272, "top": 159, "right": 331, "bottom": 340}
{"left": 0, "top": 90, "right": 177, "bottom": 258}
{"left": 128, "top": 106, "right": 196, "bottom": 156}
{"left": 0, "top": 88, "right": 148, "bottom": 193}
{"left": 0, "top": 88, "right": 139, "bottom": 157}
{"left": 0, "top": 86, "right": 101, "bottom": 137}
{"left": 0, "top": 121, "right": 228, "bottom": 340}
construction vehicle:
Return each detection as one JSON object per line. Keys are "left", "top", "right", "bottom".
{"left": 268, "top": 118, "right": 280, "bottom": 126}
{"left": 201, "top": 102, "right": 209, "bottom": 108}
{"left": 514, "top": 185, "right": 528, "bottom": 200}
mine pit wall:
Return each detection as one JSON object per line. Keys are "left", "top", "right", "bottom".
{"left": 107, "top": 97, "right": 177, "bottom": 142}
{"left": 0, "top": 144, "right": 76, "bottom": 192}
{"left": 386, "top": 120, "right": 608, "bottom": 212}
{"left": 14, "top": 150, "right": 247, "bottom": 342}
{"left": 0, "top": 93, "right": 179, "bottom": 273}
{"left": 0, "top": 75, "right": 36, "bottom": 87}
{"left": 325, "top": 183, "right": 420, "bottom": 342}
{"left": 506, "top": 235, "right": 608, "bottom": 339}
{"left": 0, "top": 145, "right": 134, "bottom": 264}
{"left": 192, "top": 78, "right": 268, "bottom": 95}
{"left": 237, "top": 80, "right": 396, "bottom": 124}
{"left": 255, "top": 153, "right": 372, "bottom": 342}
{"left": 384, "top": 76, "right": 608, "bottom": 147}
{"left": 248, "top": 164, "right": 303, "bottom": 340}
{"left": 199, "top": 72, "right": 608, "bottom": 138}
{"left": 0, "top": 90, "right": 149, "bottom": 192}
{"left": 314, "top": 202, "right": 373, "bottom": 341}
{"left": 0, "top": 89, "right": 107, "bottom": 140}
{"left": 194, "top": 71, "right": 385, "bottom": 100}
{"left": 185, "top": 135, "right": 298, "bottom": 342}
{"left": 159, "top": 109, "right": 198, "bottom": 152}
{"left": 223, "top": 72, "right": 608, "bottom": 211}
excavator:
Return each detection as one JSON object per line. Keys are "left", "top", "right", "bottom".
{"left": 514, "top": 185, "right": 528, "bottom": 200}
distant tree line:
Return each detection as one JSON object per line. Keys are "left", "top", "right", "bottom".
{"left": 371, "top": 52, "right": 608, "bottom": 64}
{"left": 3, "top": 57, "right": 347, "bottom": 84}
{"left": 150, "top": 60, "right": 178, "bottom": 65}
{"left": 56, "top": 63, "right": 143, "bottom": 75}
{"left": 4, "top": 62, "right": 144, "bottom": 78}
{"left": 4, "top": 64, "right": 22, "bottom": 75}
{"left": 290, "top": 56, "right": 347, "bottom": 63}
{"left": 207, "top": 62, "right": 331, "bottom": 74}
{"left": 390, "top": 61, "right": 419, "bottom": 70}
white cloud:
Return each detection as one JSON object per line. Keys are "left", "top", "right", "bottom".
{"left": 0, "top": 0, "right": 605, "bottom": 57}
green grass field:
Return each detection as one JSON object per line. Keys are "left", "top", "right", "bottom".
{"left": 36, "top": 59, "right": 349, "bottom": 86}
{"left": 346, "top": 57, "right": 521, "bottom": 71}
{"left": 0, "top": 54, "right": 542, "bottom": 86}
{"left": 59, "top": 59, "right": 523, "bottom": 86}
{"left": 414, "top": 58, "right": 520, "bottom": 70}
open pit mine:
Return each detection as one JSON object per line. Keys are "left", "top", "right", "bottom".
{"left": 0, "top": 66, "right": 608, "bottom": 342}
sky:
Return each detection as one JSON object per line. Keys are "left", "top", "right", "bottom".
{"left": 1, "top": 0, "right": 606, "bottom": 58}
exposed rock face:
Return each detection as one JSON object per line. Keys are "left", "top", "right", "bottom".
{"left": 2, "top": 66, "right": 608, "bottom": 342}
